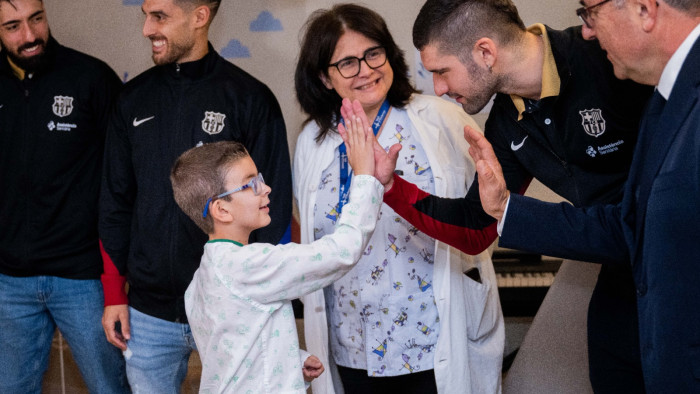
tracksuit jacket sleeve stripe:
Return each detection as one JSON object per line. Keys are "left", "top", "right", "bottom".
{"left": 383, "top": 175, "right": 498, "bottom": 255}
{"left": 100, "top": 240, "right": 128, "bottom": 306}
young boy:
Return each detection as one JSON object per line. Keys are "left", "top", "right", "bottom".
{"left": 170, "top": 110, "right": 384, "bottom": 393}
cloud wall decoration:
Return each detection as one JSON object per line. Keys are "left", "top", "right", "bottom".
{"left": 220, "top": 40, "right": 251, "bottom": 58}
{"left": 249, "top": 11, "right": 283, "bottom": 32}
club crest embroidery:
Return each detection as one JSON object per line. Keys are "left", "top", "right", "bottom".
{"left": 52, "top": 96, "right": 74, "bottom": 117}
{"left": 201, "top": 111, "right": 226, "bottom": 135}
{"left": 579, "top": 109, "right": 606, "bottom": 137}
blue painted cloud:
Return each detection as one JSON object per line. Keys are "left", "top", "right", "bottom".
{"left": 220, "top": 40, "right": 251, "bottom": 59}
{"left": 249, "top": 11, "right": 283, "bottom": 32}
{"left": 122, "top": 0, "right": 141, "bottom": 5}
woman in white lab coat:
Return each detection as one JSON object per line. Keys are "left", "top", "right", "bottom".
{"left": 293, "top": 4, "right": 504, "bottom": 393}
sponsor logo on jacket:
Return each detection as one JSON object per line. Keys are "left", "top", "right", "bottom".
{"left": 201, "top": 111, "right": 226, "bottom": 135}
{"left": 586, "top": 140, "right": 625, "bottom": 158}
{"left": 52, "top": 96, "right": 74, "bottom": 117}
{"left": 579, "top": 109, "right": 606, "bottom": 137}
{"left": 47, "top": 120, "right": 77, "bottom": 132}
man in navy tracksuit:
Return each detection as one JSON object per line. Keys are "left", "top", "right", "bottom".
{"left": 376, "top": 1, "right": 653, "bottom": 392}
{"left": 0, "top": 0, "right": 127, "bottom": 393}
{"left": 99, "top": 0, "right": 291, "bottom": 391}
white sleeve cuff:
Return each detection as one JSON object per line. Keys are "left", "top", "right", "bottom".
{"left": 299, "top": 349, "right": 312, "bottom": 389}
{"left": 497, "top": 195, "right": 511, "bottom": 236}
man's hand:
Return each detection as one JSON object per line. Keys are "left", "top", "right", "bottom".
{"left": 463, "top": 125, "right": 510, "bottom": 221}
{"left": 302, "top": 355, "right": 325, "bottom": 382}
{"left": 102, "top": 304, "right": 130, "bottom": 350}
{"left": 340, "top": 99, "right": 401, "bottom": 191}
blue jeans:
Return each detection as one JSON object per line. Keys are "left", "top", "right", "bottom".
{"left": 124, "top": 307, "right": 198, "bottom": 394}
{"left": 0, "top": 273, "right": 129, "bottom": 394}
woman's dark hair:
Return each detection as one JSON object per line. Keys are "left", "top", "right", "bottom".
{"left": 294, "top": 3, "right": 418, "bottom": 142}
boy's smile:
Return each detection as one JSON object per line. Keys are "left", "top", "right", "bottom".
{"left": 220, "top": 156, "right": 272, "bottom": 235}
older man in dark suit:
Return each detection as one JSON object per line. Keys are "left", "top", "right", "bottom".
{"left": 464, "top": 0, "right": 700, "bottom": 391}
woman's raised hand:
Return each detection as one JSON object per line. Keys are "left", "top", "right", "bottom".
{"left": 340, "top": 99, "right": 401, "bottom": 190}
{"left": 338, "top": 98, "right": 375, "bottom": 176}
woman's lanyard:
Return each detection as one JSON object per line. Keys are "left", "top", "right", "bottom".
{"left": 337, "top": 99, "right": 391, "bottom": 214}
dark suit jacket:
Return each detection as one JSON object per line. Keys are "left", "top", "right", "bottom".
{"left": 499, "top": 37, "right": 700, "bottom": 391}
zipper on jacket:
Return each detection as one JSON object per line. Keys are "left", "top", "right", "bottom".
{"left": 20, "top": 73, "right": 33, "bottom": 260}
{"left": 511, "top": 111, "right": 584, "bottom": 204}
{"left": 24, "top": 73, "right": 33, "bottom": 97}
{"left": 513, "top": 116, "right": 573, "bottom": 177}
{"left": 168, "top": 78, "right": 188, "bottom": 321}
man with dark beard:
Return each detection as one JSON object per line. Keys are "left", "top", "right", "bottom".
{"left": 0, "top": 0, "right": 127, "bottom": 393}
{"left": 363, "top": 0, "right": 653, "bottom": 392}
{"left": 98, "top": 0, "right": 291, "bottom": 391}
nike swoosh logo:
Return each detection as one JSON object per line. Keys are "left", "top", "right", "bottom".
{"left": 511, "top": 136, "right": 528, "bottom": 151}
{"left": 133, "top": 116, "right": 155, "bottom": 127}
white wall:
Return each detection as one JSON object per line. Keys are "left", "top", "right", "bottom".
{"left": 45, "top": 0, "right": 581, "bottom": 202}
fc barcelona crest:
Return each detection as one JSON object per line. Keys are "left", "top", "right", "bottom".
{"left": 52, "top": 96, "right": 74, "bottom": 118}
{"left": 579, "top": 108, "right": 606, "bottom": 137}
{"left": 201, "top": 111, "right": 226, "bottom": 135}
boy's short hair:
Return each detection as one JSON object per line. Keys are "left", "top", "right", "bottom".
{"left": 170, "top": 141, "right": 249, "bottom": 234}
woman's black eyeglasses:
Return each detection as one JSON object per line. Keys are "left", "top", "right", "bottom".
{"left": 328, "top": 46, "right": 387, "bottom": 79}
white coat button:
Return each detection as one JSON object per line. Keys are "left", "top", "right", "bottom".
{"left": 544, "top": 118, "right": 552, "bottom": 125}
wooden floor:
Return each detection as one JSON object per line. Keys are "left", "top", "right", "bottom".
{"left": 42, "top": 331, "right": 202, "bottom": 394}
{"left": 42, "top": 319, "right": 308, "bottom": 393}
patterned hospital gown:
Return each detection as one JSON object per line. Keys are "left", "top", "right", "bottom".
{"left": 185, "top": 175, "right": 383, "bottom": 393}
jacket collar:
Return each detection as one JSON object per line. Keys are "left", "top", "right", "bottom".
{"left": 494, "top": 25, "right": 575, "bottom": 121}
{"left": 509, "top": 24, "right": 561, "bottom": 120}
{"left": 631, "top": 36, "right": 700, "bottom": 260}
{"left": 163, "top": 42, "right": 218, "bottom": 80}
{"left": 642, "top": 36, "right": 700, "bottom": 186}
{"left": 0, "top": 35, "right": 59, "bottom": 79}
{"left": 545, "top": 25, "right": 574, "bottom": 94}
{"left": 657, "top": 22, "right": 700, "bottom": 99}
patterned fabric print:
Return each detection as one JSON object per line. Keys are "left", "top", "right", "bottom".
{"left": 187, "top": 246, "right": 308, "bottom": 394}
{"left": 186, "top": 175, "right": 384, "bottom": 394}
{"left": 313, "top": 108, "right": 440, "bottom": 376}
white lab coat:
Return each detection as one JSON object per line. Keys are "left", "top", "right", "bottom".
{"left": 293, "top": 94, "right": 504, "bottom": 394}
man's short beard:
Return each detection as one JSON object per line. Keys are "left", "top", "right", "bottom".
{"left": 460, "top": 60, "right": 499, "bottom": 115}
{"left": 6, "top": 39, "right": 48, "bottom": 71}
{"left": 151, "top": 39, "right": 193, "bottom": 66}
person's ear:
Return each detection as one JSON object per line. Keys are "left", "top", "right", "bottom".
{"left": 472, "top": 37, "right": 498, "bottom": 72}
{"left": 210, "top": 199, "right": 234, "bottom": 224}
{"left": 636, "top": 0, "right": 659, "bottom": 33}
{"left": 192, "top": 5, "right": 211, "bottom": 29}
{"left": 320, "top": 72, "right": 334, "bottom": 90}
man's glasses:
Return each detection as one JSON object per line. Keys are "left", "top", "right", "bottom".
{"left": 328, "top": 46, "right": 388, "bottom": 79}
{"left": 202, "top": 173, "right": 265, "bottom": 218}
{"left": 576, "top": 0, "right": 612, "bottom": 28}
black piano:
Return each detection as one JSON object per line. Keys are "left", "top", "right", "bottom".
{"left": 493, "top": 249, "right": 562, "bottom": 317}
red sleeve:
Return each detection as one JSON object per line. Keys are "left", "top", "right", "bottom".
{"left": 100, "top": 240, "right": 128, "bottom": 306}
{"left": 383, "top": 175, "right": 498, "bottom": 255}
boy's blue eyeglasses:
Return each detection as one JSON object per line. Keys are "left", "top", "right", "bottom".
{"left": 202, "top": 173, "right": 265, "bottom": 218}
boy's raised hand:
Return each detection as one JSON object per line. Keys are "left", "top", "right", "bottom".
{"left": 338, "top": 98, "right": 375, "bottom": 176}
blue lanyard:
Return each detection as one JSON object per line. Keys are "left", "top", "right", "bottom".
{"left": 337, "top": 99, "right": 391, "bottom": 214}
